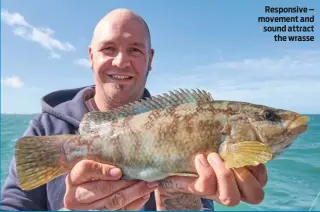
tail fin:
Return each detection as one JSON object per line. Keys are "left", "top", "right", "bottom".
{"left": 15, "top": 134, "right": 79, "bottom": 190}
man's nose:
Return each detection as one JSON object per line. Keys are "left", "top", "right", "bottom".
{"left": 112, "top": 52, "right": 130, "bottom": 69}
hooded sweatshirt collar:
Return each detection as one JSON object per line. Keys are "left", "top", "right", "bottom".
{"left": 40, "top": 85, "right": 151, "bottom": 129}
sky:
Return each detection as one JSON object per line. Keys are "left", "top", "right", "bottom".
{"left": 1, "top": 0, "right": 319, "bottom": 114}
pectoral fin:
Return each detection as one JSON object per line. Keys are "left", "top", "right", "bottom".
{"left": 218, "top": 141, "right": 273, "bottom": 168}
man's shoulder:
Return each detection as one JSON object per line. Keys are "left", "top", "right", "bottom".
{"left": 32, "top": 86, "right": 95, "bottom": 134}
{"left": 32, "top": 86, "right": 152, "bottom": 135}
{"left": 29, "top": 112, "right": 76, "bottom": 135}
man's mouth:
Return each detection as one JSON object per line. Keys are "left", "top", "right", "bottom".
{"left": 106, "top": 74, "right": 134, "bottom": 84}
{"left": 109, "top": 75, "right": 133, "bottom": 80}
{"left": 109, "top": 75, "right": 132, "bottom": 79}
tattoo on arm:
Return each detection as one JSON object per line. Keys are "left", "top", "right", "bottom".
{"left": 159, "top": 179, "right": 203, "bottom": 210}
{"left": 162, "top": 193, "right": 202, "bottom": 210}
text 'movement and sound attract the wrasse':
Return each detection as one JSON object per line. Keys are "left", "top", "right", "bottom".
{"left": 258, "top": 6, "right": 315, "bottom": 42}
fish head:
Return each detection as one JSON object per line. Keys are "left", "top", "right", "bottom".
{"left": 241, "top": 104, "right": 309, "bottom": 158}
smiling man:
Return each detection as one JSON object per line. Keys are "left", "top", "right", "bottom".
{"left": 89, "top": 10, "right": 154, "bottom": 112}
{"left": 1, "top": 8, "right": 267, "bottom": 211}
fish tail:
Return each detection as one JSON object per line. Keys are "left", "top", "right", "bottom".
{"left": 15, "top": 134, "right": 78, "bottom": 190}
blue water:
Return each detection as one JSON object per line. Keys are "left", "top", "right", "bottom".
{"left": 1, "top": 114, "right": 320, "bottom": 210}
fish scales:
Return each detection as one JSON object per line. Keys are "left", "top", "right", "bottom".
{"left": 14, "top": 88, "right": 310, "bottom": 190}
{"left": 85, "top": 102, "right": 223, "bottom": 177}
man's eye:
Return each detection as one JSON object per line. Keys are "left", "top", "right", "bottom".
{"left": 102, "top": 47, "right": 115, "bottom": 53}
{"left": 129, "top": 48, "right": 142, "bottom": 53}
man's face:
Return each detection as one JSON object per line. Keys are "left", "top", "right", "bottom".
{"left": 89, "top": 15, "right": 154, "bottom": 106}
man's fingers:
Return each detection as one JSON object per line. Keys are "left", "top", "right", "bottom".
{"left": 233, "top": 167, "right": 265, "bottom": 204}
{"left": 69, "top": 160, "right": 122, "bottom": 185}
{"left": 157, "top": 154, "right": 217, "bottom": 196}
{"left": 193, "top": 154, "right": 217, "bottom": 195}
{"left": 207, "top": 153, "right": 241, "bottom": 206}
{"left": 90, "top": 181, "right": 159, "bottom": 210}
{"left": 73, "top": 180, "right": 138, "bottom": 204}
{"left": 156, "top": 153, "right": 267, "bottom": 208}
{"left": 246, "top": 164, "right": 268, "bottom": 187}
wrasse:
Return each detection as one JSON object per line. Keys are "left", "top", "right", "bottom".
{"left": 15, "top": 89, "right": 309, "bottom": 190}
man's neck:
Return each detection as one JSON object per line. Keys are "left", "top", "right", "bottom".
{"left": 86, "top": 97, "right": 100, "bottom": 112}
{"left": 93, "top": 95, "right": 114, "bottom": 112}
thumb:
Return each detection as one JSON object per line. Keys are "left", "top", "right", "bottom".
{"left": 68, "top": 160, "right": 122, "bottom": 185}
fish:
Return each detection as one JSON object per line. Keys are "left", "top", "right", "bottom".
{"left": 14, "top": 88, "right": 309, "bottom": 191}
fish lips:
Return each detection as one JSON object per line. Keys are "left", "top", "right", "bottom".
{"left": 287, "top": 116, "right": 309, "bottom": 134}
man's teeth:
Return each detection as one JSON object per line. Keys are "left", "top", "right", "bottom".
{"left": 111, "top": 75, "right": 131, "bottom": 80}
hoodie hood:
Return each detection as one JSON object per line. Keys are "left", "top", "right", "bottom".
{"left": 40, "top": 85, "right": 151, "bottom": 129}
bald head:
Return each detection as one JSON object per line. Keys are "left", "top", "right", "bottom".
{"left": 91, "top": 8, "right": 151, "bottom": 49}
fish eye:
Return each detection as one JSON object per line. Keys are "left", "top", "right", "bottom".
{"left": 263, "top": 110, "right": 276, "bottom": 121}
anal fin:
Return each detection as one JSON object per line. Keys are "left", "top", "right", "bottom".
{"left": 168, "top": 172, "right": 199, "bottom": 178}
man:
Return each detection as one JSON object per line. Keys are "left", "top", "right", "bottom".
{"left": 1, "top": 8, "right": 267, "bottom": 211}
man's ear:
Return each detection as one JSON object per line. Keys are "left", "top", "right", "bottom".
{"left": 88, "top": 45, "right": 93, "bottom": 69}
{"left": 148, "top": 49, "right": 155, "bottom": 71}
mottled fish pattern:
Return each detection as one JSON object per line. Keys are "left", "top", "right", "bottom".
{"left": 15, "top": 89, "right": 309, "bottom": 190}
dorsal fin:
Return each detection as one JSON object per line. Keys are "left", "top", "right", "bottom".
{"left": 79, "top": 88, "right": 213, "bottom": 133}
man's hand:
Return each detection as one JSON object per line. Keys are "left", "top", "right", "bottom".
{"left": 63, "top": 160, "right": 158, "bottom": 210}
{"left": 156, "top": 153, "right": 268, "bottom": 208}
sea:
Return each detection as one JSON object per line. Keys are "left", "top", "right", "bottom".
{"left": 1, "top": 114, "right": 320, "bottom": 211}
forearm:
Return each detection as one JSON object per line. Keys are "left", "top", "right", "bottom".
{"left": 155, "top": 178, "right": 215, "bottom": 211}
{"left": 155, "top": 190, "right": 203, "bottom": 211}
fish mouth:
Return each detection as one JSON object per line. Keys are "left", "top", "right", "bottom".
{"left": 287, "top": 116, "right": 309, "bottom": 134}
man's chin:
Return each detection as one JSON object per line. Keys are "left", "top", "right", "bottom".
{"left": 112, "top": 86, "right": 146, "bottom": 103}
{"left": 103, "top": 83, "right": 128, "bottom": 94}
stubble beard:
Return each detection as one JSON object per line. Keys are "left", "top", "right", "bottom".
{"left": 93, "top": 67, "right": 149, "bottom": 111}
